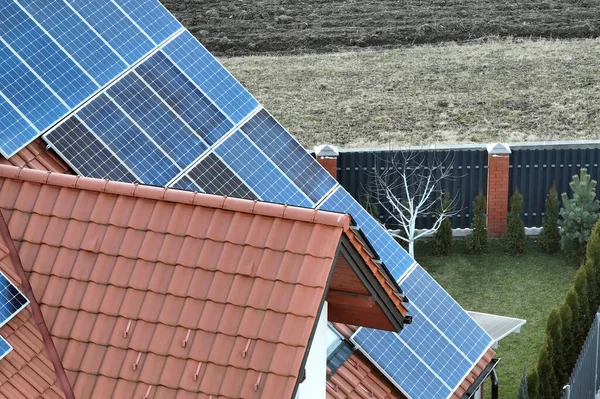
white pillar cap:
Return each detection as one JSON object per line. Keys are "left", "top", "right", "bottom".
{"left": 486, "top": 143, "right": 511, "bottom": 155}
{"left": 314, "top": 144, "right": 339, "bottom": 157}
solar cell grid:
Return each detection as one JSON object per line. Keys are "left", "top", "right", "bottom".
{"left": 107, "top": 72, "right": 208, "bottom": 168}
{"left": 0, "top": 1, "right": 99, "bottom": 108}
{"left": 184, "top": 153, "right": 257, "bottom": 200}
{"left": 353, "top": 328, "right": 452, "bottom": 399}
{"left": 0, "top": 271, "right": 29, "bottom": 329}
{"left": 397, "top": 306, "right": 473, "bottom": 388}
{"left": 20, "top": 0, "right": 127, "bottom": 86}
{"left": 76, "top": 94, "right": 179, "bottom": 185}
{"left": 46, "top": 117, "right": 138, "bottom": 182}
{"left": 241, "top": 109, "right": 337, "bottom": 202}
{"left": 215, "top": 131, "right": 312, "bottom": 207}
{"left": 112, "top": 0, "right": 181, "bottom": 45}
{"left": 163, "top": 31, "right": 259, "bottom": 124}
{"left": 66, "top": 0, "right": 154, "bottom": 64}
{"left": 170, "top": 175, "right": 201, "bottom": 192}
{"left": 0, "top": 336, "right": 12, "bottom": 361}
{"left": 401, "top": 265, "right": 493, "bottom": 363}
{"left": 0, "top": 39, "right": 67, "bottom": 132}
{"left": 0, "top": 95, "right": 39, "bottom": 158}
{"left": 136, "top": 51, "right": 233, "bottom": 145}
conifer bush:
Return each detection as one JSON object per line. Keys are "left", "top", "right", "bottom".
{"left": 527, "top": 368, "right": 539, "bottom": 399}
{"left": 545, "top": 308, "right": 565, "bottom": 390}
{"left": 433, "top": 192, "right": 453, "bottom": 256}
{"left": 559, "top": 168, "right": 599, "bottom": 259}
{"left": 467, "top": 192, "right": 487, "bottom": 254}
{"left": 541, "top": 184, "right": 561, "bottom": 254}
{"left": 573, "top": 266, "right": 590, "bottom": 342}
{"left": 518, "top": 367, "right": 529, "bottom": 399}
{"left": 559, "top": 303, "right": 574, "bottom": 380}
{"left": 565, "top": 288, "right": 582, "bottom": 360}
{"left": 536, "top": 339, "right": 557, "bottom": 399}
{"left": 503, "top": 189, "right": 525, "bottom": 255}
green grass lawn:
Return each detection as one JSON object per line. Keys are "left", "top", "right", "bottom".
{"left": 415, "top": 238, "right": 576, "bottom": 398}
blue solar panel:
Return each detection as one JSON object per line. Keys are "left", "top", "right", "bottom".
{"left": 241, "top": 109, "right": 337, "bottom": 203}
{"left": 401, "top": 265, "right": 492, "bottom": 363}
{"left": 163, "top": 31, "right": 259, "bottom": 124}
{"left": 0, "top": 96, "right": 39, "bottom": 158}
{"left": 46, "top": 117, "right": 139, "bottom": 183}
{"left": 0, "top": 271, "right": 29, "bottom": 329}
{"left": 0, "top": 335, "right": 12, "bottom": 361}
{"left": 106, "top": 72, "right": 208, "bottom": 168}
{"left": 66, "top": 0, "right": 154, "bottom": 65}
{"left": 352, "top": 265, "right": 493, "bottom": 399}
{"left": 353, "top": 328, "right": 452, "bottom": 399}
{"left": 113, "top": 0, "right": 181, "bottom": 45}
{"left": 319, "top": 187, "right": 414, "bottom": 279}
{"left": 171, "top": 175, "right": 201, "bottom": 192}
{"left": 215, "top": 131, "right": 313, "bottom": 207}
{"left": 136, "top": 51, "right": 234, "bottom": 146}
{"left": 21, "top": 0, "right": 127, "bottom": 86}
{"left": 0, "top": 39, "right": 68, "bottom": 132}
{"left": 76, "top": 94, "right": 180, "bottom": 186}
{"left": 0, "top": 1, "right": 98, "bottom": 107}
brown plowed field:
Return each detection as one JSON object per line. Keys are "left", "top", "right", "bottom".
{"left": 162, "top": 0, "right": 600, "bottom": 55}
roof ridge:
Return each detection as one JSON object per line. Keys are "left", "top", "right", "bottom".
{"left": 0, "top": 165, "right": 350, "bottom": 229}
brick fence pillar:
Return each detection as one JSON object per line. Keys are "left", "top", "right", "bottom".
{"left": 314, "top": 144, "right": 339, "bottom": 179}
{"left": 486, "top": 143, "right": 511, "bottom": 237}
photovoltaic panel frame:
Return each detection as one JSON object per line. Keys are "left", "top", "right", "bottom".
{"left": 0, "top": 335, "right": 12, "bottom": 361}
{"left": 0, "top": 271, "right": 29, "bottom": 329}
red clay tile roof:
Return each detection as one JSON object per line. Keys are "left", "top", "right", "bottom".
{"left": 0, "top": 214, "right": 70, "bottom": 399}
{"left": 1, "top": 139, "right": 72, "bottom": 174}
{"left": 327, "top": 352, "right": 405, "bottom": 399}
{"left": 452, "top": 348, "right": 496, "bottom": 399}
{"left": 0, "top": 164, "right": 409, "bottom": 398}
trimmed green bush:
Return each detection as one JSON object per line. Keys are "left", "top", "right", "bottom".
{"left": 559, "top": 303, "right": 574, "bottom": 381}
{"left": 434, "top": 192, "right": 453, "bottom": 256}
{"left": 503, "top": 189, "right": 525, "bottom": 255}
{"left": 467, "top": 192, "right": 487, "bottom": 254}
{"left": 545, "top": 308, "right": 565, "bottom": 389}
{"left": 536, "top": 339, "right": 557, "bottom": 399}
{"left": 560, "top": 168, "right": 600, "bottom": 259}
{"left": 565, "top": 288, "right": 582, "bottom": 361}
{"left": 541, "top": 184, "right": 561, "bottom": 254}
{"left": 573, "top": 266, "right": 590, "bottom": 343}
{"left": 527, "top": 368, "right": 539, "bottom": 399}
{"left": 584, "top": 260, "right": 599, "bottom": 316}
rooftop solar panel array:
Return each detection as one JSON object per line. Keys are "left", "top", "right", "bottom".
{"left": 0, "top": 0, "right": 493, "bottom": 396}
{"left": 0, "top": 270, "right": 31, "bottom": 361}
{"left": 0, "top": 0, "right": 183, "bottom": 158}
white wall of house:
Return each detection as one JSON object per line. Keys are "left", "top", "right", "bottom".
{"left": 296, "top": 301, "right": 328, "bottom": 399}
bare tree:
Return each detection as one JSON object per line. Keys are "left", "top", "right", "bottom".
{"left": 366, "top": 150, "right": 461, "bottom": 257}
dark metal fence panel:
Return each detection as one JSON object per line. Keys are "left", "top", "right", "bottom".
{"left": 337, "top": 149, "right": 488, "bottom": 229}
{"left": 562, "top": 312, "right": 600, "bottom": 399}
{"left": 509, "top": 148, "right": 600, "bottom": 227}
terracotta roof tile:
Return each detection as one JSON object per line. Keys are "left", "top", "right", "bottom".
{"left": 0, "top": 215, "right": 69, "bottom": 398}
{"left": 0, "top": 164, "right": 356, "bottom": 398}
{"left": 1, "top": 139, "right": 72, "bottom": 174}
